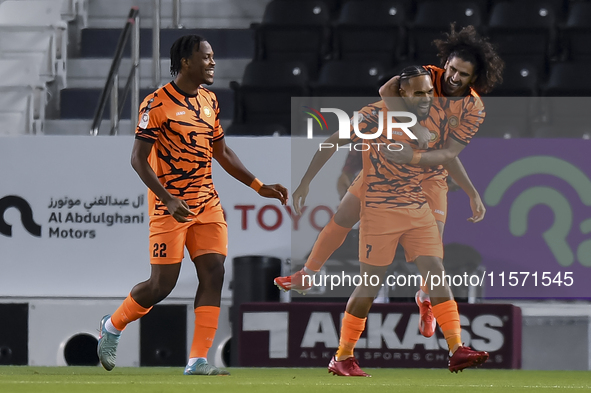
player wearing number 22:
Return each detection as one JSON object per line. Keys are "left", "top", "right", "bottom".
{"left": 96, "top": 35, "right": 288, "bottom": 375}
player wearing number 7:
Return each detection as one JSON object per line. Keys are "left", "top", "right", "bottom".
{"left": 276, "top": 24, "right": 504, "bottom": 340}
{"left": 291, "top": 67, "right": 489, "bottom": 376}
{"left": 96, "top": 35, "right": 288, "bottom": 376}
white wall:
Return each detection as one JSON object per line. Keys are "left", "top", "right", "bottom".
{"left": 0, "top": 135, "right": 347, "bottom": 299}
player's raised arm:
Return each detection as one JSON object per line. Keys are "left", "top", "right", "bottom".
{"left": 212, "top": 138, "right": 288, "bottom": 205}
{"left": 443, "top": 157, "right": 486, "bottom": 223}
{"left": 337, "top": 149, "right": 361, "bottom": 200}
{"left": 292, "top": 131, "right": 350, "bottom": 215}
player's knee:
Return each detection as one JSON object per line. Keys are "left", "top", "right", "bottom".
{"left": 334, "top": 196, "right": 360, "bottom": 228}
{"left": 147, "top": 277, "right": 177, "bottom": 303}
{"left": 209, "top": 262, "right": 225, "bottom": 283}
{"left": 417, "top": 256, "right": 445, "bottom": 275}
{"left": 334, "top": 209, "right": 359, "bottom": 228}
{"left": 200, "top": 260, "right": 225, "bottom": 290}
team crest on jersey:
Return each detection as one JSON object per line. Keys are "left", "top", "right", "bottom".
{"left": 448, "top": 115, "right": 460, "bottom": 128}
{"left": 138, "top": 97, "right": 154, "bottom": 129}
{"left": 203, "top": 106, "right": 212, "bottom": 117}
{"left": 139, "top": 113, "right": 149, "bottom": 129}
{"left": 350, "top": 113, "right": 364, "bottom": 125}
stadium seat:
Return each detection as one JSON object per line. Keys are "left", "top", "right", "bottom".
{"left": 487, "top": 62, "right": 538, "bottom": 97}
{"left": 409, "top": 1, "right": 483, "bottom": 64}
{"left": 541, "top": 63, "right": 591, "bottom": 96}
{"left": 414, "top": 0, "right": 490, "bottom": 17}
{"left": 231, "top": 61, "right": 309, "bottom": 133}
{"left": 333, "top": 0, "right": 407, "bottom": 65}
{"left": 0, "top": 0, "right": 67, "bottom": 88}
{"left": 49, "top": 0, "right": 86, "bottom": 24}
{"left": 487, "top": 2, "right": 556, "bottom": 77}
{"left": 311, "top": 60, "right": 385, "bottom": 97}
{"left": 0, "top": 58, "right": 46, "bottom": 134}
{"left": 532, "top": 97, "right": 590, "bottom": 138}
{"left": 314, "top": 0, "right": 341, "bottom": 15}
{"left": 0, "top": 32, "right": 55, "bottom": 83}
{"left": 0, "top": 112, "right": 27, "bottom": 135}
{"left": 489, "top": 0, "right": 567, "bottom": 22}
{"left": 87, "top": 0, "right": 269, "bottom": 29}
{"left": 252, "top": 0, "right": 331, "bottom": 79}
{"left": 0, "top": 92, "right": 33, "bottom": 135}
{"left": 80, "top": 28, "right": 254, "bottom": 59}
{"left": 561, "top": 2, "right": 591, "bottom": 61}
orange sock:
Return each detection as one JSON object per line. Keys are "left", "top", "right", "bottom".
{"left": 305, "top": 218, "right": 351, "bottom": 272}
{"left": 190, "top": 306, "right": 220, "bottom": 358}
{"left": 335, "top": 312, "right": 366, "bottom": 361}
{"left": 432, "top": 300, "right": 462, "bottom": 353}
{"left": 110, "top": 294, "right": 152, "bottom": 331}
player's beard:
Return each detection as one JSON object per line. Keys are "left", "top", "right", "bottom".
{"left": 415, "top": 104, "right": 431, "bottom": 121}
{"left": 413, "top": 98, "right": 432, "bottom": 121}
{"left": 416, "top": 112, "right": 429, "bottom": 121}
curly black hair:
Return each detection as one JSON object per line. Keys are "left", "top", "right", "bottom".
{"left": 170, "top": 35, "right": 205, "bottom": 77}
{"left": 434, "top": 24, "right": 504, "bottom": 95}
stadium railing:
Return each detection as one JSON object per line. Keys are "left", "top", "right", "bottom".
{"left": 90, "top": 7, "right": 140, "bottom": 136}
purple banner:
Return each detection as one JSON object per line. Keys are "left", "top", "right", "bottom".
{"left": 445, "top": 139, "right": 591, "bottom": 298}
{"left": 239, "top": 302, "right": 521, "bottom": 369}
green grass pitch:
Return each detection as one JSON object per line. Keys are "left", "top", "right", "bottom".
{"left": 1, "top": 367, "right": 590, "bottom": 393}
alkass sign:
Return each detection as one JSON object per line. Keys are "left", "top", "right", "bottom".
{"left": 239, "top": 303, "right": 521, "bottom": 369}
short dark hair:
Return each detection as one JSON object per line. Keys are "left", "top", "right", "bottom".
{"left": 170, "top": 35, "right": 206, "bottom": 77}
{"left": 434, "top": 24, "right": 504, "bottom": 95}
{"left": 399, "top": 65, "right": 430, "bottom": 85}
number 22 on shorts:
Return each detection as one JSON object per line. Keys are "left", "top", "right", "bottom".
{"left": 153, "top": 242, "right": 167, "bottom": 257}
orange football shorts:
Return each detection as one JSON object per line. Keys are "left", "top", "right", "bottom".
{"left": 359, "top": 204, "right": 443, "bottom": 266}
{"left": 148, "top": 199, "right": 227, "bottom": 264}
{"left": 422, "top": 177, "right": 448, "bottom": 224}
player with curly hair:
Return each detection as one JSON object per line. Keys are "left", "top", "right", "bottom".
{"left": 277, "top": 25, "right": 504, "bottom": 352}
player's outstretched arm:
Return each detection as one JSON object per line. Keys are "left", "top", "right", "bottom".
{"left": 131, "top": 139, "right": 195, "bottom": 222}
{"left": 443, "top": 157, "right": 486, "bottom": 223}
{"left": 212, "top": 138, "right": 288, "bottom": 205}
{"left": 383, "top": 137, "right": 466, "bottom": 166}
{"left": 293, "top": 131, "right": 350, "bottom": 215}
{"left": 337, "top": 150, "right": 361, "bottom": 199}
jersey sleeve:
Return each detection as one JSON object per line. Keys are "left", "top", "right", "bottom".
{"left": 450, "top": 96, "right": 486, "bottom": 145}
{"left": 135, "top": 94, "right": 163, "bottom": 143}
{"left": 212, "top": 95, "right": 224, "bottom": 142}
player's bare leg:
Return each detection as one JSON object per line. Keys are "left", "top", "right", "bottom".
{"left": 131, "top": 263, "right": 183, "bottom": 307}
{"left": 329, "top": 263, "right": 388, "bottom": 377}
{"left": 185, "top": 253, "right": 230, "bottom": 376}
{"left": 414, "top": 255, "right": 489, "bottom": 372}
{"left": 275, "top": 191, "right": 361, "bottom": 293}
{"left": 98, "top": 264, "right": 181, "bottom": 371}
{"left": 415, "top": 220, "right": 445, "bottom": 337}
